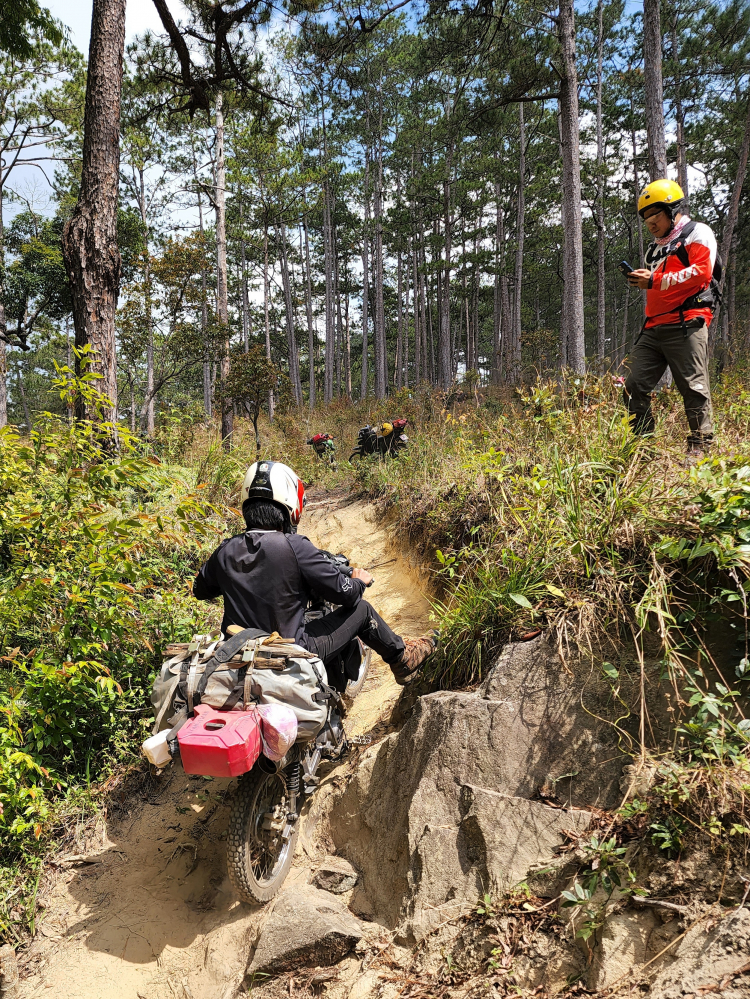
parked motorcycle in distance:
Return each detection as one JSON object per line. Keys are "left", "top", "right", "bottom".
{"left": 307, "top": 432, "right": 336, "bottom": 466}
{"left": 349, "top": 418, "right": 409, "bottom": 461}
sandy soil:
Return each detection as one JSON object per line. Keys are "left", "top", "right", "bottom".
{"left": 18, "top": 494, "right": 432, "bottom": 999}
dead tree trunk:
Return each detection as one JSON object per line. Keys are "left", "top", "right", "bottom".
{"left": 558, "top": 0, "right": 586, "bottom": 373}
{"left": 643, "top": 0, "right": 668, "bottom": 180}
{"left": 61, "top": 0, "right": 126, "bottom": 427}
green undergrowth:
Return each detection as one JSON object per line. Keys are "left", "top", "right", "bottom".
{"left": 349, "top": 371, "right": 750, "bottom": 864}
{"left": 0, "top": 412, "right": 230, "bottom": 941}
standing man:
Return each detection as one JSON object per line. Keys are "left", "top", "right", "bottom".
{"left": 624, "top": 179, "right": 718, "bottom": 462}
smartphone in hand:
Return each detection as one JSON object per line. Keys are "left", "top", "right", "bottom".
{"left": 618, "top": 260, "right": 634, "bottom": 278}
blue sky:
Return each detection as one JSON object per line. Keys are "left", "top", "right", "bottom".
{"left": 46, "top": 0, "right": 166, "bottom": 53}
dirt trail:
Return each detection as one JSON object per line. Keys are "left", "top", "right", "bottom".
{"left": 19, "top": 494, "right": 432, "bottom": 999}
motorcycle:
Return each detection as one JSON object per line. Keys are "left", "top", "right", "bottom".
{"left": 173, "top": 552, "right": 371, "bottom": 905}
{"left": 349, "top": 418, "right": 409, "bottom": 461}
{"left": 306, "top": 432, "right": 336, "bottom": 466}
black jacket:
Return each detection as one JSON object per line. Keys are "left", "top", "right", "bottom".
{"left": 192, "top": 529, "right": 365, "bottom": 644}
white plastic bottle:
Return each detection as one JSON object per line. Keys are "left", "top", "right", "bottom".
{"left": 142, "top": 729, "right": 172, "bottom": 768}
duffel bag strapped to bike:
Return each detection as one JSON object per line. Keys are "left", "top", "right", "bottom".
{"left": 150, "top": 629, "right": 330, "bottom": 740}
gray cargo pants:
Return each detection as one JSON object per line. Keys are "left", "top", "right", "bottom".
{"left": 623, "top": 321, "right": 713, "bottom": 447}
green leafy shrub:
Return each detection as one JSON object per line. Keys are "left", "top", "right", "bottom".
{"left": 0, "top": 415, "right": 222, "bottom": 879}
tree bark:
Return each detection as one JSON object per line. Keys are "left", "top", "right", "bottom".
{"left": 61, "top": 0, "right": 126, "bottom": 426}
{"left": 373, "top": 103, "right": 387, "bottom": 398}
{"left": 214, "top": 91, "right": 233, "bottom": 446}
{"left": 361, "top": 148, "right": 371, "bottom": 400}
{"left": 595, "top": 0, "right": 606, "bottom": 366}
{"left": 492, "top": 173, "right": 503, "bottom": 384}
{"left": 671, "top": 17, "right": 689, "bottom": 202}
{"left": 240, "top": 197, "right": 250, "bottom": 352}
{"left": 643, "top": 0, "right": 668, "bottom": 180}
{"left": 192, "top": 140, "right": 211, "bottom": 418}
{"left": 262, "top": 214, "right": 274, "bottom": 420}
{"left": 301, "top": 207, "right": 316, "bottom": 409}
{"left": 558, "top": 0, "right": 586, "bottom": 373}
{"left": 438, "top": 141, "right": 453, "bottom": 389}
{"left": 711, "top": 97, "right": 750, "bottom": 336}
{"left": 277, "top": 223, "right": 302, "bottom": 404}
{"left": 511, "top": 103, "right": 525, "bottom": 383}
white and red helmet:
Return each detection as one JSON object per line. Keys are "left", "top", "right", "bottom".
{"left": 241, "top": 461, "right": 306, "bottom": 526}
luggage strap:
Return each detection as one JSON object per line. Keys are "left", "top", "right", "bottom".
{"left": 195, "top": 627, "right": 268, "bottom": 702}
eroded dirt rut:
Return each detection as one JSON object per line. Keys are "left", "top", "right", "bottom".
{"left": 19, "top": 494, "right": 432, "bottom": 999}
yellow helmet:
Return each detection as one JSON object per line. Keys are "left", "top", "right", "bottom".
{"left": 638, "top": 179, "right": 685, "bottom": 218}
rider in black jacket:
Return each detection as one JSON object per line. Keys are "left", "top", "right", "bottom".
{"left": 193, "top": 460, "right": 435, "bottom": 685}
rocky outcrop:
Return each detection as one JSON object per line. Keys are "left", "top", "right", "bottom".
{"left": 648, "top": 907, "right": 750, "bottom": 999}
{"left": 313, "top": 856, "right": 360, "bottom": 895}
{"left": 246, "top": 886, "right": 363, "bottom": 976}
{"left": 329, "top": 635, "right": 626, "bottom": 940}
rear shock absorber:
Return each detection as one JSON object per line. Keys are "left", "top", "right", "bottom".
{"left": 285, "top": 760, "right": 302, "bottom": 819}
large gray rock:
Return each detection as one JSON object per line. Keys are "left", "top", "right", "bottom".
{"left": 648, "top": 907, "right": 750, "bottom": 999}
{"left": 247, "top": 886, "right": 363, "bottom": 976}
{"left": 329, "top": 636, "right": 613, "bottom": 940}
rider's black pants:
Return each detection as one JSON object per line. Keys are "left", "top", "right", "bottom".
{"left": 302, "top": 599, "right": 405, "bottom": 666}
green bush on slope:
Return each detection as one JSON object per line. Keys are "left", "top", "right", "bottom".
{"left": 0, "top": 416, "right": 221, "bottom": 877}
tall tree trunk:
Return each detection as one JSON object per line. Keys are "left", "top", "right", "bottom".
{"left": 193, "top": 140, "right": 211, "bottom": 418}
{"left": 344, "top": 256, "right": 352, "bottom": 399}
{"left": 396, "top": 248, "right": 404, "bottom": 389}
{"left": 711, "top": 97, "right": 750, "bottom": 336}
{"left": 361, "top": 149, "right": 371, "bottom": 400}
{"left": 404, "top": 235, "right": 410, "bottom": 389}
{"left": 277, "top": 223, "right": 302, "bottom": 404}
{"left": 643, "top": 0, "right": 668, "bottom": 180}
{"left": 240, "top": 196, "right": 250, "bottom": 352}
{"left": 492, "top": 173, "right": 503, "bottom": 385}
{"left": 558, "top": 0, "right": 586, "bottom": 373}
{"left": 262, "top": 215, "right": 274, "bottom": 420}
{"left": 500, "top": 198, "right": 511, "bottom": 380}
{"left": 301, "top": 207, "right": 316, "bottom": 409}
{"left": 136, "top": 166, "right": 155, "bottom": 436}
{"left": 631, "top": 117, "right": 646, "bottom": 266}
{"left": 214, "top": 91, "right": 233, "bottom": 446}
{"left": 438, "top": 141, "right": 453, "bottom": 389}
{"left": 595, "top": 0, "right": 606, "bottom": 366}
{"left": 511, "top": 103, "right": 525, "bottom": 384}
{"left": 323, "top": 176, "right": 335, "bottom": 404}
{"left": 413, "top": 230, "right": 421, "bottom": 385}
{"left": 373, "top": 108, "right": 387, "bottom": 398}
{"left": 334, "top": 230, "right": 344, "bottom": 397}
{"left": 61, "top": 0, "right": 126, "bottom": 427}
{"left": 671, "top": 17, "right": 689, "bottom": 202}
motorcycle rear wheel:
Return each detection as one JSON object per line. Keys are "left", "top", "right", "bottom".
{"left": 227, "top": 765, "right": 299, "bottom": 904}
{"left": 344, "top": 643, "right": 371, "bottom": 704}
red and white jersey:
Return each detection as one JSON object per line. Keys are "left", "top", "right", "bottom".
{"left": 644, "top": 219, "right": 717, "bottom": 328}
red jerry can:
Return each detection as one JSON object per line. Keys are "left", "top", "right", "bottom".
{"left": 177, "top": 704, "right": 262, "bottom": 778}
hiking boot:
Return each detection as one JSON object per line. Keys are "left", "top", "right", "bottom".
{"left": 391, "top": 635, "right": 437, "bottom": 686}
{"left": 684, "top": 445, "right": 706, "bottom": 468}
